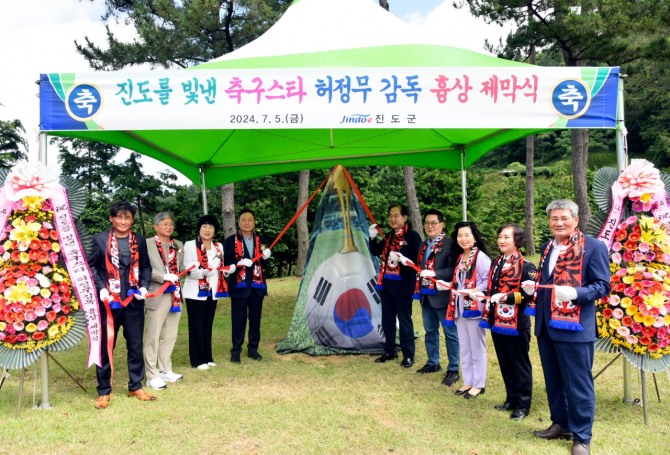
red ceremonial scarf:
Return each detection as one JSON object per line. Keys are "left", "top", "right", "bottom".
{"left": 413, "top": 233, "right": 445, "bottom": 300}
{"left": 234, "top": 231, "right": 266, "bottom": 289}
{"left": 480, "top": 251, "right": 523, "bottom": 336}
{"left": 525, "top": 231, "right": 585, "bottom": 332}
{"left": 154, "top": 236, "right": 182, "bottom": 311}
{"left": 196, "top": 237, "right": 229, "bottom": 298}
{"left": 444, "top": 247, "right": 480, "bottom": 326}
{"left": 104, "top": 230, "right": 139, "bottom": 309}
{"left": 375, "top": 224, "right": 408, "bottom": 290}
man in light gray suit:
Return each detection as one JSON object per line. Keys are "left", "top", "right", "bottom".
{"left": 144, "top": 212, "right": 185, "bottom": 390}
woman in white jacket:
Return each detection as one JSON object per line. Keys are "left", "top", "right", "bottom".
{"left": 182, "top": 215, "right": 234, "bottom": 370}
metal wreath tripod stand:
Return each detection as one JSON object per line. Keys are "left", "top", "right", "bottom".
{"left": 1, "top": 350, "right": 87, "bottom": 417}
{"left": 593, "top": 353, "right": 667, "bottom": 426}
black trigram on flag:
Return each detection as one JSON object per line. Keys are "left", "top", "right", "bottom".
{"left": 313, "top": 326, "right": 337, "bottom": 346}
{"left": 367, "top": 278, "right": 380, "bottom": 304}
{"left": 313, "top": 277, "right": 333, "bottom": 306}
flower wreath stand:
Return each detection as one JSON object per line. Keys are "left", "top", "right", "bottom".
{"left": 0, "top": 163, "right": 100, "bottom": 416}
{"left": 588, "top": 159, "right": 670, "bottom": 425}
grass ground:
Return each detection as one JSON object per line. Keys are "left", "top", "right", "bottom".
{"left": 1, "top": 276, "right": 669, "bottom": 455}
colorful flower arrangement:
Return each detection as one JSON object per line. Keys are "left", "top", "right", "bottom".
{"left": 596, "top": 159, "right": 670, "bottom": 361}
{"left": 0, "top": 195, "right": 79, "bottom": 352}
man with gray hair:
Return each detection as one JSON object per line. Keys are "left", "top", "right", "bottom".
{"left": 522, "top": 199, "right": 610, "bottom": 455}
{"left": 144, "top": 212, "right": 185, "bottom": 390}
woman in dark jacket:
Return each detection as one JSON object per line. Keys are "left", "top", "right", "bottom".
{"left": 481, "top": 223, "right": 536, "bottom": 420}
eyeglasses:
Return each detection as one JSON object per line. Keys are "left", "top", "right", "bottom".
{"left": 423, "top": 221, "right": 442, "bottom": 227}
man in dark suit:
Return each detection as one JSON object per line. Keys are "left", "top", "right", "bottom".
{"left": 88, "top": 201, "right": 153, "bottom": 409}
{"left": 369, "top": 204, "right": 421, "bottom": 368}
{"left": 522, "top": 199, "right": 610, "bottom": 455}
{"left": 414, "top": 209, "right": 460, "bottom": 386}
{"left": 224, "top": 208, "right": 271, "bottom": 363}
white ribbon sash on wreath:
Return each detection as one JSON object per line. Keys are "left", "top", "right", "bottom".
{"left": 598, "top": 160, "right": 670, "bottom": 248}
{"left": 0, "top": 185, "right": 101, "bottom": 367}
{"left": 52, "top": 187, "right": 101, "bottom": 367}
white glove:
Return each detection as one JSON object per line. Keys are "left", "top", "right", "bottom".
{"left": 491, "top": 293, "right": 506, "bottom": 304}
{"left": 435, "top": 280, "right": 451, "bottom": 291}
{"left": 469, "top": 290, "right": 485, "bottom": 302}
{"left": 555, "top": 285, "right": 578, "bottom": 302}
{"left": 420, "top": 269, "right": 436, "bottom": 278}
{"left": 237, "top": 258, "right": 253, "bottom": 268}
{"left": 185, "top": 261, "right": 200, "bottom": 271}
{"left": 389, "top": 251, "right": 401, "bottom": 262}
{"left": 202, "top": 268, "right": 217, "bottom": 277}
{"left": 163, "top": 273, "right": 179, "bottom": 283}
{"left": 521, "top": 280, "right": 536, "bottom": 295}
{"left": 99, "top": 288, "right": 110, "bottom": 302}
{"left": 135, "top": 287, "right": 148, "bottom": 300}
{"left": 223, "top": 264, "right": 236, "bottom": 276}
{"left": 262, "top": 248, "right": 271, "bottom": 260}
{"left": 399, "top": 255, "right": 413, "bottom": 266}
{"left": 368, "top": 224, "right": 378, "bottom": 240}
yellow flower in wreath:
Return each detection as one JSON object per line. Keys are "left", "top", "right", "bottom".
{"left": 21, "top": 195, "right": 45, "bottom": 211}
{"left": 9, "top": 218, "right": 41, "bottom": 243}
{"left": 644, "top": 292, "right": 667, "bottom": 310}
{"left": 5, "top": 282, "right": 32, "bottom": 304}
{"left": 25, "top": 323, "right": 38, "bottom": 333}
{"left": 47, "top": 325, "right": 60, "bottom": 338}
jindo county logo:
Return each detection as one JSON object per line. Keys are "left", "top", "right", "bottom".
{"left": 65, "top": 83, "right": 103, "bottom": 122}
{"left": 551, "top": 79, "right": 591, "bottom": 119}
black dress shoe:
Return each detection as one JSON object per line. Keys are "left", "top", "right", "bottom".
{"left": 248, "top": 351, "right": 262, "bottom": 361}
{"left": 400, "top": 357, "right": 414, "bottom": 368}
{"left": 374, "top": 352, "right": 398, "bottom": 363}
{"left": 416, "top": 363, "right": 441, "bottom": 374}
{"left": 572, "top": 441, "right": 591, "bottom": 455}
{"left": 533, "top": 423, "right": 573, "bottom": 440}
{"left": 510, "top": 408, "right": 530, "bottom": 420}
{"left": 442, "top": 370, "right": 460, "bottom": 386}
{"left": 230, "top": 353, "right": 241, "bottom": 364}
{"left": 454, "top": 387, "right": 471, "bottom": 396}
{"left": 494, "top": 402, "right": 514, "bottom": 411}
{"left": 464, "top": 387, "right": 485, "bottom": 399}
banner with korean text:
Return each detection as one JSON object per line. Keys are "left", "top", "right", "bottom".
{"left": 40, "top": 66, "right": 619, "bottom": 132}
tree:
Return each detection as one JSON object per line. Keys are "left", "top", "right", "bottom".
{"left": 55, "top": 138, "right": 120, "bottom": 195}
{"left": 0, "top": 118, "right": 28, "bottom": 169}
{"left": 459, "top": 0, "right": 670, "bottom": 229}
{"left": 295, "top": 170, "right": 309, "bottom": 276}
{"left": 112, "top": 152, "right": 166, "bottom": 235}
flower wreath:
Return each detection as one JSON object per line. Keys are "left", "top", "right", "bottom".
{"left": 591, "top": 159, "right": 670, "bottom": 372}
{"left": 0, "top": 162, "right": 100, "bottom": 369}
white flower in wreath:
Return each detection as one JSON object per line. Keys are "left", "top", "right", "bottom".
{"left": 4, "top": 161, "right": 59, "bottom": 201}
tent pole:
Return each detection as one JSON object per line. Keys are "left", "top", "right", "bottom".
{"left": 616, "top": 74, "right": 633, "bottom": 404}
{"left": 460, "top": 149, "right": 467, "bottom": 221}
{"left": 616, "top": 74, "right": 628, "bottom": 173}
{"left": 37, "top": 132, "right": 52, "bottom": 410}
{"left": 199, "top": 166, "right": 208, "bottom": 215}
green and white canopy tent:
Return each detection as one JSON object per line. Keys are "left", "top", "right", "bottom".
{"left": 39, "top": 0, "right": 625, "bottom": 216}
{"left": 34, "top": 0, "right": 630, "bottom": 409}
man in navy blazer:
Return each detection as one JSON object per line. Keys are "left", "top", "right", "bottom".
{"left": 523, "top": 200, "right": 610, "bottom": 455}
{"left": 88, "top": 201, "right": 153, "bottom": 409}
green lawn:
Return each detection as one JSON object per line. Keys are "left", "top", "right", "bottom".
{"left": 1, "top": 276, "right": 669, "bottom": 455}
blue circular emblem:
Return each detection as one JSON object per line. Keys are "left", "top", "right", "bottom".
{"left": 66, "top": 84, "right": 103, "bottom": 121}
{"left": 551, "top": 79, "right": 590, "bottom": 119}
